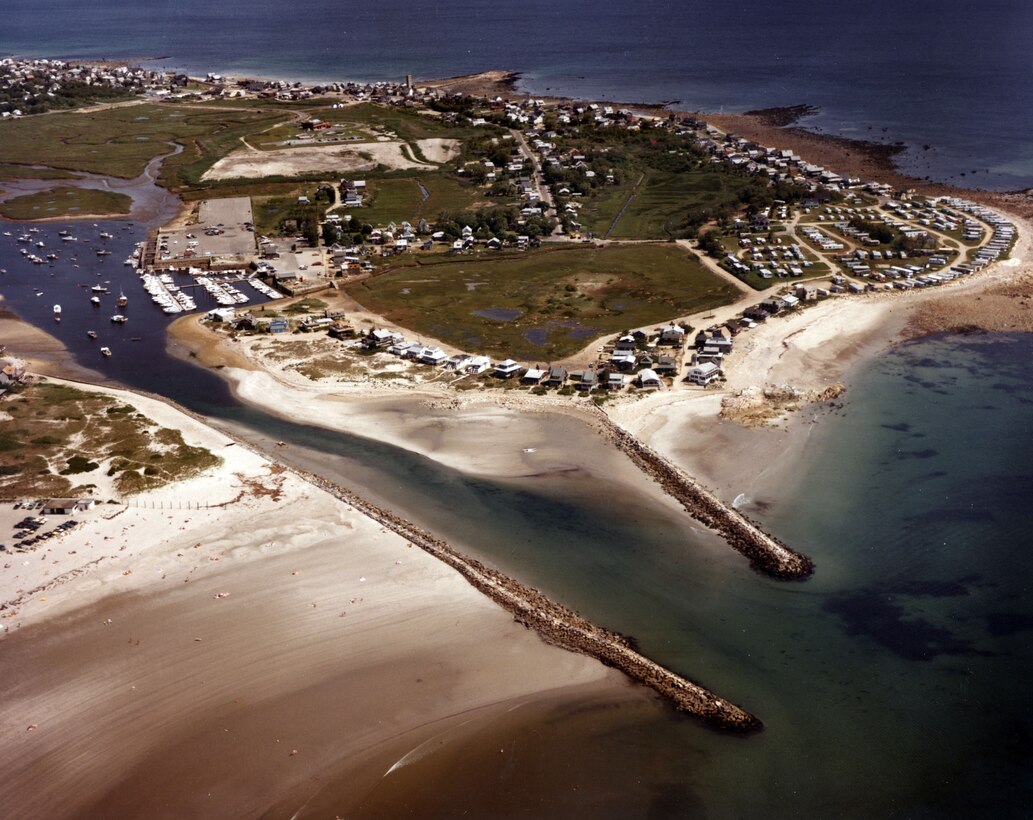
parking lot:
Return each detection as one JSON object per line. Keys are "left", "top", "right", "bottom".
{"left": 1, "top": 501, "right": 84, "bottom": 555}
{"left": 156, "top": 196, "right": 259, "bottom": 265}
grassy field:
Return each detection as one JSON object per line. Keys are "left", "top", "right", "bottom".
{"left": 0, "top": 187, "right": 132, "bottom": 219}
{"left": 353, "top": 174, "right": 487, "bottom": 226}
{"left": 0, "top": 103, "right": 286, "bottom": 186}
{"left": 0, "top": 382, "right": 221, "bottom": 498}
{"left": 347, "top": 243, "right": 739, "bottom": 360}
{"left": 580, "top": 169, "right": 757, "bottom": 240}
{"left": 0, "top": 164, "right": 81, "bottom": 181}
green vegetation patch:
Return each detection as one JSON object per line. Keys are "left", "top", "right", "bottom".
{"left": 347, "top": 243, "right": 739, "bottom": 360}
{"left": 0, "top": 382, "right": 222, "bottom": 498}
{"left": 582, "top": 169, "right": 758, "bottom": 240}
{"left": 0, "top": 186, "right": 132, "bottom": 220}
{"left": 351, "top": 174, "right": 486, "bottom": 227}
{"left": 0, "top": 103, "right": 286, "bottom": 185}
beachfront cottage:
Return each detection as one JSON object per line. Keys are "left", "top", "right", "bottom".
{"left": 445, "top": 354, "right": 472, "bottom": 371}
{"left": 419, "top": 347, "right": 448, "bottom": 366}
{"left": 638, "top": 369, "right": 663, "bottom": 389}
{"left": 546, "top": 366, "right": 568, "bottom": 386}
{"left": 521, "top": 367, "right": 546, "bottom": 384}
{"left": 607, "top": 372, "right": 625, "bottom": 390}
{"left": 465, "top": 356, "right": 491, "bottom": 374}
{"left": 686, "top": 362, "right": 721, "bottom": 386}
{"left": 659, "top": 325, "right": 685, "bottom": 345}
{"left": 493, "top": 359, "right": 523, "bottom": 379}
{"left": 578, "top": 370, "right": 598, "bottom": 391}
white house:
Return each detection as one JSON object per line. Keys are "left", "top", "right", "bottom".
{"left": 687, "top": 362, "right": 721, "bottom": 386}
{"left": 638, "top": 368, "right": 663, "bottom": 389}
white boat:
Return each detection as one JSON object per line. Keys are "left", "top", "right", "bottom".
{"left": 90, "top": 296, "right": 101, "bottom": 306}
{"left": 110, "top": 314, "right": 127, "bottom": 324}
{"left": 53, "top": 304, "right": 62, "bottom": 317}
{"left": 91, "top": 285, "right": 109, "bottom": 293}
{"left": 100, "top": 347, "right": 112, "bottom": 357}
{"left": 87, "top": 330, "right": 97, "bottom": 340}
{"left": 116, "top": 290, "right": 128, "bottom": 307}
{"left": 99, "top": 231, "right": 113, "bottom": 239}
{"left": 96, "top": 249, "right": 111, "bottom": 256}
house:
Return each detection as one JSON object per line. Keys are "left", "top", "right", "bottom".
{"left": 654, "top": 355, "right": 678, "bottom": 376}
{"left": 521, "top": 367, "right": 546, "bottom": 384}
{"left": 328, "top": 321, "right": 356, "bottom": 339}
{"left": 686, "top": 362, "right": 721, "bottom": 386}
{"left": 610, "top": 350, "right": 637, "bottom": 371}
{"left": 364, "top": 328, "right": 400, "bottom": 348}
{"left": 546, "top": 366, "right": 568, "bottom": 386}
{"left": 638, "top": 368, "right": 663, "bottom": 389}
{"left": 614, "top": 334, "right": 637, "bottom": 351}
{"left": 267, "top": 319, "right": 289, "bottom": 334}
{"left": 493, "top": 359, "right": 523, "bottom": 379}
{"left": 658, "top": 325, "right": 686, "bottom": 346}
{"left": 418, "top": 347, "right": 448, "bottom": 366}
{"left": 445, "top": 354, "right": 472, "bottom": 371}
{"left": 206, "top": 307, "right": 236, "bottom": 322}
{"left": 465, "top": 355, "right": 492, "bottom": 374}
{"left": 607, "top": 372, "right": 625, "bottom": 390}
{"left": 41, "top": 498, "right": 95, "bottom": 515}
{"left": 577, "top": 370, "right": 598, "bottom": 391}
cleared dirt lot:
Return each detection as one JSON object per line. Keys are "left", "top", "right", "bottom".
{"left": 203, "top": 141, "right": 432, "bottom": 180}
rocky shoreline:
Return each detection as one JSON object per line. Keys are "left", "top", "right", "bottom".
{"left": 599, "top": 414, "right": 814, "bottom": 580}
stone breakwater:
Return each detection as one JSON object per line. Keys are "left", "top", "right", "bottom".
{"left": 41, "top": 377, "right": 761, "bottom": 731}
{"left": 599, "top": 416, "right": 815, "bottom": 581}
{"left": 294, "top": 467, "right": 763, "bottom": 734}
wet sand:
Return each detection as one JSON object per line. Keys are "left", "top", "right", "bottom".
{"left": 0, "top": 377, "right": 624, "bottom": 818}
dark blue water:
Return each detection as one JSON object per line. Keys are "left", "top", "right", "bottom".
{"left": 4, "top": 0, "right": 1033, "bottom": 189}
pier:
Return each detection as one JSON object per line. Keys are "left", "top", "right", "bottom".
{"left": 599, "top": 415, "right": 815, "bottom": 580}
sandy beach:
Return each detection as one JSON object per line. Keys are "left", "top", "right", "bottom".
{"left": 0, "top": 376, "right": 625, "bottom": 817}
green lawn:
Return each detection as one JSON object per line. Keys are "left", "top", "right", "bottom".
{"left": 0, "top": 103, "right": 286, "bottom": 187}
{"left": 0, "top": 186, "right": 132, "bottom": 219}
{"left": 347, "top": 243, "right": 740, "bottom": 360}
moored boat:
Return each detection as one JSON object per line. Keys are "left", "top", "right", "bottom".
{"left": 87, "top": 330, "right": 98, "bottom": 340}
{"left": 110, "top": 314, "right": 127, "bottom": 324}
{"left": 100, "top": 346, "right": 112, "bottom": 357}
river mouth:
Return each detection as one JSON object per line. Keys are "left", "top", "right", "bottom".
{"left": 0, "top": 144, "right": 183, "bottom": 227}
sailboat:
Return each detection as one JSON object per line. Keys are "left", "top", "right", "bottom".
{"left": 116, "top": 288, "right": 128, "bottom": 308}
{"left": 53, "top": 304, "right": 62, "bottom": 321}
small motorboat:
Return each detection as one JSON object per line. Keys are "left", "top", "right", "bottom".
{"left": 110, "top": 314, "right": 127, "bottom": 324}
{"left": 87, "top": 330, "right": 98, "bottom": 340}
{"left": 100, "top": 346, "right": 112, "bottom": 357}
{"left": 91, "top": 296, "right": 101, "bottom": 306}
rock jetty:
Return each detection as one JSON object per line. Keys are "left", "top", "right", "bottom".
{"left": 294, "top": 467, "right": 763, "bottom": 734}
{"left": 599, "top": 416, "right": 814, "bottom": 580}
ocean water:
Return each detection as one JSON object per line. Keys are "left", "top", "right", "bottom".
{"left": 3, "top": 206, "right": 1033, "bottom": 814}
{"left": 3, "top": 0, "right": 1033, "bottom": 190}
